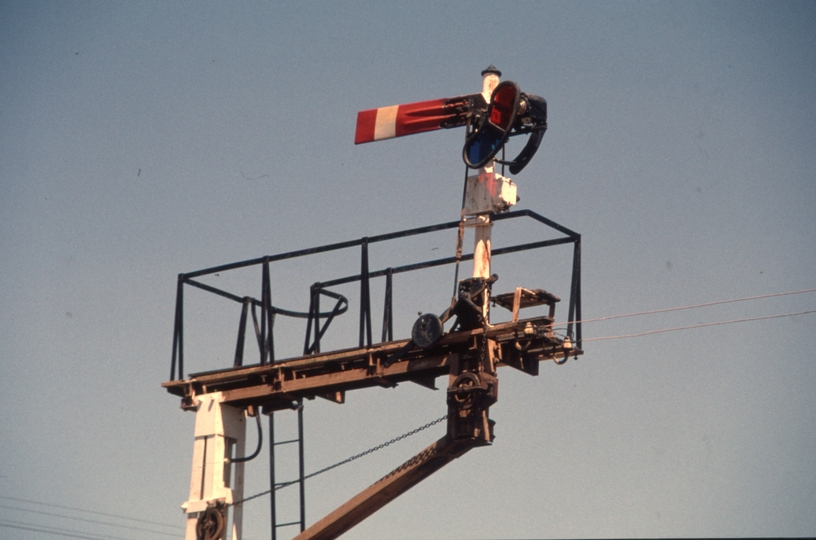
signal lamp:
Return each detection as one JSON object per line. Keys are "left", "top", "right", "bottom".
{"left": 463, "top": 81, "right": 520, "bottom": 169}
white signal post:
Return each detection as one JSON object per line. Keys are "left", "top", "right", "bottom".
{"left": 472, "top": 66, "right": 501, "bottom": 283}
{"left": 467, "top": 66, "right": 518, "bottom": 319}
{"left": 181, "top": 392, "right": 247, "bottom": 540}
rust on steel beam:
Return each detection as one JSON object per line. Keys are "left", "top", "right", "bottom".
{"left": 217, "top": 352, "right": 458, "bottom": 409}
{"left": 162, "top": 315, "right": 581, "bottom": 410}
{"left": 292, "top": 435, "right": 475, "bottom": 540}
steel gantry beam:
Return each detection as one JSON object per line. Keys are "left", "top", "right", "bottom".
{"left": 163, "top": 312, "right": 578, "bottom": 413}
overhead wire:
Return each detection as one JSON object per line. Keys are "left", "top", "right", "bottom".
{"left": 0, "top": 495, "right": 183, "bottom": 531}
{"left": 582, "top": 309, "right": 816, "bottom": 342}
{"left": 556, "top": 287, "right": 816, "bottom": 327}
{"left": 0, "top": 518, "right": 132, "bottom": 540}
{"left": 0, "top": 503, "right": 179, "bottom": 538}
{"left": 227, "top": 289, "right": 816, "bottom": 506}
{"left": 546, "top": 287, "right": 816, "bottom": 344}
{"left": 232, "top": 414, "right": 448, "bottom": 507}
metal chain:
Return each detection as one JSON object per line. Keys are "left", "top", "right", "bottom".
{"left": 231, "top": 414, "right": 448, "bottom": 507}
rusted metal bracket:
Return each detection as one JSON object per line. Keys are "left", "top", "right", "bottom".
{"left": 164, "top": 315, "right": 580, "bottom": 411}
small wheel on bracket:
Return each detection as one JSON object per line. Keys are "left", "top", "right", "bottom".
{"left": 449, "top": 372, "right": 481, "bottom": 410}
{"left": 412, "top": 313, "right": 444, "bottom": 349}
{"left": 196, "top": 505, "right": 225, "bottom": 540}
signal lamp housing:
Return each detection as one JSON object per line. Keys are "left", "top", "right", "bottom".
{"left": 463, "top": 81, "right": 521, "bottom": 169}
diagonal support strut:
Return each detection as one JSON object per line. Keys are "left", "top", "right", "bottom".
{"left": 293, "top": 434, "right": 475, "bottom": 540}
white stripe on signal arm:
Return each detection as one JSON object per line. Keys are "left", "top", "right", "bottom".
{"left": 373, "top": 105, "right": 399, "bottom": 141}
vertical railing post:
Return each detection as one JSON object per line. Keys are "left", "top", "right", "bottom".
{"left": 359, "top": 238, "right": 372, "bottom": 348}
{"left": 303, "top": 285, "right": 315, "bottom": 355}
{"left": 261, "top": 259, "right": 274, "bottom": 364}
{"left": 567, "top": 236, "right": 582, "bottom": 351}
{"left": 171, "top": 274, "right": 184, "bottom": 381}
{"left": 574, "top": 235, "right": 582, "bottom": 349}
{"left": 234, "top": 297, "right": 250, "bottom": 367}
{"left": 381, "top": 268, "right": 393, "bottom": 343}
{"left": 313, "top": 286, "right": 321, "bottom": 354}
{"left": 304, "top": 284, "right": 322, "bottom": 355}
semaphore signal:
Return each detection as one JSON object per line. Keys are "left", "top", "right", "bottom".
{"left": 164, "top": 66, "right": 581, "bottom": 540}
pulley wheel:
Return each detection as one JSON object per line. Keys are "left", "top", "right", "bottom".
{"left": 196, "top": 506, "right": 225, "bottom": 540}
{"left": 449, "top": 372, "right": 481, "bottom": 409}
{"left": 412, "top": 313, "right": 444, "bottom": 349}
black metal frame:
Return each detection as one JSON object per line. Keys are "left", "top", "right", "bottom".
{"left": 170, "top": 209, "right": 581, "bottom": 381}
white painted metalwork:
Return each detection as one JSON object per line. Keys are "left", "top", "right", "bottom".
{"left": 182, "top": 392, "right": 246, "bottom": 540}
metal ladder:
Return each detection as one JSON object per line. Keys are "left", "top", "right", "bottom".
{"left": 268, "top": 403, "right": 305, "bottom": 540}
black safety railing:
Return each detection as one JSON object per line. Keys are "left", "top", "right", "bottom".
{"left": 170, "top": 209, "right": 581, "bottom": 381}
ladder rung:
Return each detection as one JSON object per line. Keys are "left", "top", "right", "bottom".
{"left": 275, "top": 521, "right": 302, "bottom": 529}
{"left": 274, "top": 480, "right": 300, "bottom": 487}
{"left": 273, "top": 438, "right": 300, "bottom": 446}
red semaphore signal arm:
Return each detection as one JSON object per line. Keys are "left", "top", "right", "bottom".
{"left": 354, "top": 94, "right": 482, "bottom": 144}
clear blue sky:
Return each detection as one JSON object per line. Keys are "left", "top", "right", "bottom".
{"left": 1, "top": 2, "right": 815, "bottom": 539}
